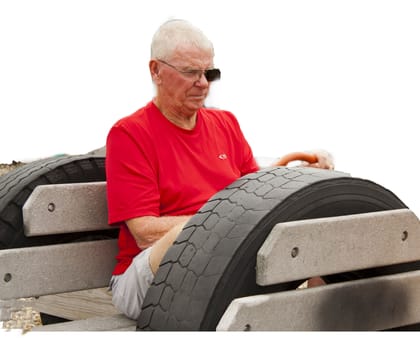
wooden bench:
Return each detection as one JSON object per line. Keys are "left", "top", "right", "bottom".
{"left": 1, "top": 182, "right": 420, "bottom": 331}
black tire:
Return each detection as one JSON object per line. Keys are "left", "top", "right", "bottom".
{"left": 137, "top": 166, "right": 409, "bottom": 331}
{"left": 0, "top": 154, "right": 117, "bottom": 249}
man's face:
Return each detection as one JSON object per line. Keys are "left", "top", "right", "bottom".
{"left": 155, "top": 45, "right": 214, "bottom": 117}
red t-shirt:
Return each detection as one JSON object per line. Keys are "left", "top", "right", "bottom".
{"left": 106, "top": 101, "right": 259, "bottom": 274}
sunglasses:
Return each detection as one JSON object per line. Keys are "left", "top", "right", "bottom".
{"left": 158, "top": 59, "right": 221, "bottom": 82}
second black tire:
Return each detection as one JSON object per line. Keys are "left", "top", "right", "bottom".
{"left": 0, "top": 154, "right": 117, "bottom": 249}
{"left": 137, "top": 166, "right": 409, "bottom": 331}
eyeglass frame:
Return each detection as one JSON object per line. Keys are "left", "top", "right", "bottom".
{"left": 157, "top": 59, "right": 221, "bottom": 82}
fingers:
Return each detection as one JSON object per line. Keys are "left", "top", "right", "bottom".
{"left": 304, "top": 150, "right": 335, "bottom": 170}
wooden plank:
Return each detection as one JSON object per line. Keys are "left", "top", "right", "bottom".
{"left": 217, "top": 269, "right": 420, "bottom": 331}
{"left": 257, "top": 209, "right": 420, "bottom": 286}
{"left": 22, "top": 182, "right": 112, "bottom": 236}
{"left": 0, "top": 239, "right": 118, "bottom": 299}
{"left": 34, "top": 288, "right": 119, "bottom": 321}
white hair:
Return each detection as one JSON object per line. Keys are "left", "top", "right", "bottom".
{"left": 150, "top": 19, "right": 214, "bottom": 60}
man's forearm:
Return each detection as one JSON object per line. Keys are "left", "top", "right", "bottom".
{"left": 126, "top": 215, "right": 192, "bottom": 249}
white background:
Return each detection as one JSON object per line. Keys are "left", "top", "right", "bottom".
{"left": 1, "top": 0, "right": 419, "bottom": 214}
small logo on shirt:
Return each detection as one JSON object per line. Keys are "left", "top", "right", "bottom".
{"left": 218, "top": 153, "right": 228, "bottom": 160}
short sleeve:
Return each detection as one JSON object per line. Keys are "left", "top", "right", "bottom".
{"left": 223, "top": 111, "right": 259, "bottom": 176}
{"left": 106, "top": 123, "right": 160, "bottom": 225}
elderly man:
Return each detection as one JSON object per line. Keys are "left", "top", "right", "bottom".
{"left": 106, "top": 19, "right": 333, "bottom": 319}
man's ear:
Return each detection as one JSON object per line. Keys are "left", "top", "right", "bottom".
{"left": 149, "top": 60, "right": 161, "bottom": 84}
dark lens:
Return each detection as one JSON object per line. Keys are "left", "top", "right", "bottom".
{"left": 205, "top": 68, "right": 221, "bottom": 82}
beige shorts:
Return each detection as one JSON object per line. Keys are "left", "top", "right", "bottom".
{"left": 109, "top": 247, "right": 154, "bottom": 320}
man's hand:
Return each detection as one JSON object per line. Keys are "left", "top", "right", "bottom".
{"left": 273, "top": 150, "right": 335, "bottom": 170}
{"left": 302, "top": 149, "right": 334, "bottom": 170}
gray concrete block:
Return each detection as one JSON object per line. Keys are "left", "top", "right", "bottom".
{"left": 23, "top": 182, "right": 112, "bottom": 236}
{"left": 257, "top": 209, "right": 420, "bottom": 286}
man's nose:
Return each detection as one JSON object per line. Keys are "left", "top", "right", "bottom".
{"left": 195, "top": 72, "right": 209, "bottom": 86}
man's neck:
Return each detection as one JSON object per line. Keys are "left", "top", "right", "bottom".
{"left": 153, "top": 98, "right": 197, "bottom": 130}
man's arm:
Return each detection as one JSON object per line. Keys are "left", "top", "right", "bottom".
{"left": 303, "top": 149, "right": 335, "bottom": 170}
{"left": 126, "top": 215, "right": 193, "bottom": 250}
{"left": 272, "top": 150, "right": 335, "bottom": 170}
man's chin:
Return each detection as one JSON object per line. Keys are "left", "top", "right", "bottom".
{"left": 187, "top": 99, "right": 206, "bottom": 110}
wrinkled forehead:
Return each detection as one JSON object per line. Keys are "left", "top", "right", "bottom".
{"left": 169, "top": 44, "right": 215, "bottom": 67}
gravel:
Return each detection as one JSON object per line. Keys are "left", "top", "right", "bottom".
{"left": 0, "top": 161, "right": 26, "bottom": 177}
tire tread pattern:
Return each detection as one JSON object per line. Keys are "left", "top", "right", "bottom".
{"left": 137, "top": 167, "right": 406, "bottom": 331}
